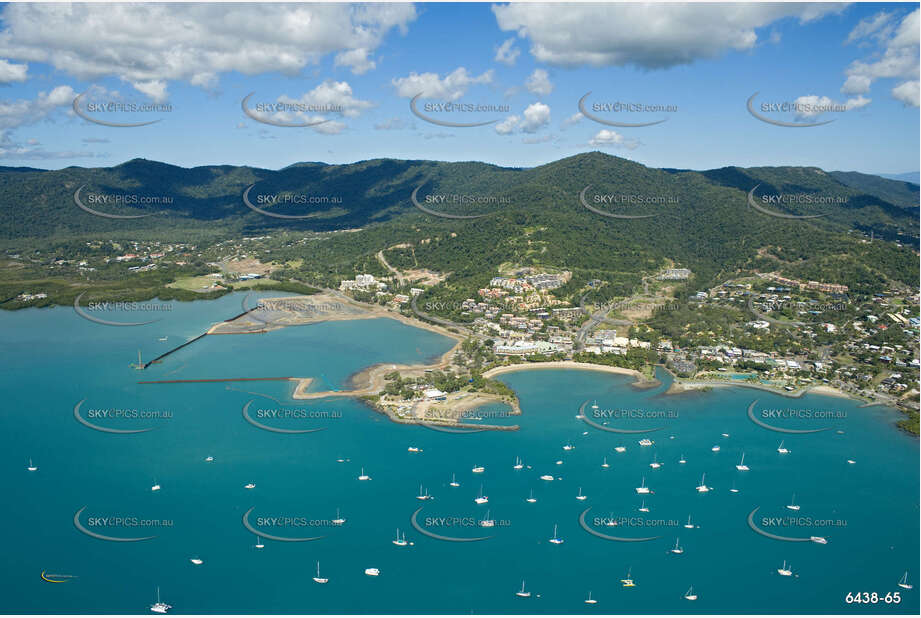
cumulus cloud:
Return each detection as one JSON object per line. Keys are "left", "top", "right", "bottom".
{"left": 0, "top": 58, "right": 27, "bottom": 83}
{"left": 492, "top": 3, "right": 846, "bottom": 69}
{"left": 494, "top": 37, "right": 520, "bottom": 66}
{"left": 0, "top": 85, "right": 75, "bottom": 132}
{"left": 392, "top": 67, "right": 493, "bottom": 100}
{"left": 495, "top": 102, "right": 551, "bottom": 135}
{"left": 561, "top": 112, "right": 583, "bottom": 128}
{"left": 278, "top": 80, "right": 373, "bottom": 119}
{"left": 791, "top": 94, "right": 871, "bottom": 120}
{"left": 588, "top": 129, "right": 639, "bottom": 150}
{"left": 0, "top": 3, "right": 417, "bottom": 99}
{"left": 525, "top": 68, "right": 553, "bottom": 96}
{"left": 842, "top": 9, "right": 919, "bottom": 107}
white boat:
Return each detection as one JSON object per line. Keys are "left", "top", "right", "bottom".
{"left": 584, "top": 591, "right": 597, "bottom": 604}
{"left": 313, "top": 561, "right": 328, "bottom": 583}
{"left": 472, "top": 465, "right": 485, "bottom": 473}
{"left": 679, "top": 454, "right": 687, "bottom": 464}
{"left": 636, "top": 476, "right": 650, "bottom": 494}
{"left": 576, "top": 487, "right": 587, "bottom": 501}
{"left": 721, "top": 433, "right": 730, "bottom": 438}
{"left": 151, "top": 482, "right": 161, "bottom": 492}
{"left": 513, "top": 456, "right": 523, "bottom": 470}
{"left": 539, "top": 474, "right": 554, "bottom": 481}
{"left": 415, "top": 483, "right": 432, "bottom": 501}
{"left": 364, "top": 567, "right": 380, "bottom": 576}
{"left": 332, "top": 508, "right": 346, "bottom": 525}
{"left": 777, "top": 560, "right": 792, "bottom": 576}
{"left": 358, "top": 467, "right": 371, "bottom": 481}
{"left": 150, "top": 587, "right": 171, "bottom": 614}
{"left": 638, "top": 438, "right": 653, "bottom": 446}
{"left": 898, "top": 571, "right": 913, "bottom": 590}
{"left": 474, "top": 485, "right": 488, "bottom": 504}
{"left": 614, "top": 446, "right": 626, "bottom": 453}
{"left": 684, "top": 514, "right": 695, "bottom": 529}
{"left": 847, "top": 459, "right": 856, "bottom": 464}
{"left": 638, "top": 499, "right": 649, "bottom": 513}
{"left": 786, "top": 493, "right": 800, "bottom": 511}
{"left": 601, "top": 457, "right": 610, "bottom": 469}
{"left": 711, "top": 445, "right": 720, "bottom": 452}
{"left": 729, "top": 479, "right": 740, "bottom": 493}
{"left": 392, "top": 529, "right": 408, "bottom": 546}
{"left": 696, "top": 473, "right": 710, "bottom": 493}
{"left": 254, "top": 536, "right": 264, "bottom": 549}
{"left": 244, "top": 483, "right": 255, "bottom": 489}
{"left": 591, "top": 401, "right": 599, "bottom": 410}
{"left": 515, "top": 580, "right": 531, "bottom": 598}
{"left": 479, "top": 510, "right": 495, "bottom": 528}
{"left": 736, "top": 452, "right": 749, "bottom": 471}
{"left": 449, "top": 473, "right": 460, "bottom": 487}
{"left": 809, "top": 535, "right": 828, "bottom": 544}
{"left": 649, "top": 453, "right": 662, "bottom": 469}
{"left": 555, "top": 459, "right": 563, "bottom": 465}
{"left": 407, "top": 446, "right": 421, "bottom": 453}
{"left": 605, "top": 512, "right": 618, "bottom": 527}
{"left": 563, "top": 443, "right": 574, "bottom": 451}
{"left": 670, "top": 537, "right": 684, "bottom": 554}
{"left": 204, "top": 456, "right": 214, "bottom": 462}
{"left": 158, "top": 336, "right": 168, "bottom": 342}
{"left": 684, "top": 586, "right": 697, "bottom": 601}
{"left": 621, "top": 567, "right": 635, "bottom": 587}
{"left": 548, "top": 523, "right": 564, "bottom": 544}
{"left": 526, "top": 489, "right": 537, "bottom": 503}
{"left": 777, "top": 440, "right": 789, "bottom": 454}
{"left": 27, "top": 458, "right": 37, "bottom": 472}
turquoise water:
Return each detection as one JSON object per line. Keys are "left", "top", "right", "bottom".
{"left": 1, "top": 292, "right": 918, "bottom": 614}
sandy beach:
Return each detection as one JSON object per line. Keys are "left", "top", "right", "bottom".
{"left": 483, "top": 361, "right": 656, "bottom": 385}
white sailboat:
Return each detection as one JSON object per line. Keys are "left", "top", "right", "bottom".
{"left": 204, "top": 456, "right": 214, "bottom": 462}
{"left": 254, "top": 536, "right": 264, "bottom": 549}
{"left": 513, "top": 456, "right": 523, "bottom": 470}
{"left": 786, "top": 493, "right": 800, "bottom": 511}
{"left": 332, "top": 508, "right": 346, "bottom": 525}
{"left": 151, "top": 480, "right": 161, "bottom": 492}
{"left": 711, "top": 445, "right": 720, "bottom": 452}
{"left": 479, "top": 510, "right": 495, "bottom": 528}
{"left": 684, "top": 586, "right": 698, "bottom": 601}
{"left": 549, "top": 523, "right": 564, "bottom": 544}
{"left": 471, "top": 465, "right": 485, "bottom": 473}
{"left": 474, "top": 485, "right": 488, "bottom": 504}
{"left": 670, "top": 537, "right": 684, "bottom": 554}
{"left": 515, "top": 580, "right": 531, "bottom": 598}
{"left": 736, "top": 451, "right": 749, "bottom": 471}
{"left": 313, "top": 561, "right": 328, "bottom": 583}
{"left": 358, "top": 467, "right": 371, "bottom": 481}
{"left": 684, "top": 514, "right": 695, "bottom": 529}
{"left": 449, "top": 473, "right": 460, "bottom": 487}
{"left": 898, "top": 571, "right": 913, "bottom": 590}
{"left": 584, "top": 591, "right": 597, "bottom": 605}
{"left": 649, "top": 453, "right": 662, "bottom": 469}
{"left": 777, "top": 560, "right": 792, "bottom": 576}
{"left": 415, "top": 483, "right": 432, "bottom": 501}
{"left": 606, "top": 512, "right": 618, "bottom": 527}
{"left": 27, "top": 458, "right": 37, "bottom": 472}
{"left": 621, "top": 567, "right": 635, "bottom": 587}
{"left": 777, "top": 440, "right": 789, "bottom": 454}
{"left": 614, "top": 446, "right": 627, "bottom": 453}
{"left": 392, "top": 529, "right": 408, "bottom": 546}
{"left": 244, "top": 482, "right": 256, "bottom": 489}
{"left": 539, "top": 474, "right": 554, "bottom": 481}
{"left": 576, "top": 487, "right": 587, "bottom": 501}
{"left": 149, "top": 587, "right": 171, "bottom": 614}
{"left": 696, "top": 473, "right": 710, "bottom": 493}
{"left": 679, "top": 454, "right": 687, "bottom": 464}
{"left": 563, "top": 442, "right": 574, "bottom": 451}
{"left": 526, "top": 489, "right": 537, "bottom": 503}
{"left": 729, "top": 480, "right": 739, "bottom": 493}
{"left": 601, "top": 456, "right": 610, "bottom": 469}
{"left": 636, "top": 476, "right": 650, "bottom": 494}
{"left": 638, "top": 499, "right": 649, "bottom": 513}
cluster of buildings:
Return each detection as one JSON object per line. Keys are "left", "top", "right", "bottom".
{"left": 340, "top": 273, "right": 387, "bottom": 292}
{"left": 488, "top": 270, "right": 571, "bottom": 293}
{"left": 16, "top": 292, "right": 47, "bottom": 302}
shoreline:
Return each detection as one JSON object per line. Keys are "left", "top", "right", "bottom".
{"left": 483, "top": 361, "right": 659, "bottom": 387}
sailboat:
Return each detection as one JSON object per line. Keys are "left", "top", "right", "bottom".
{"left": 605, "top": 512, "right": 618, "bottom": 527}
{"left": 471, "top": 464, "right": 485, "bottom": 473}
{"left": 636, "top": 476, "right": 650, "bottom": 494}
{"left": 204, "top": 456, "right": 214, "bottom": 462}
{"left": 332, "top": 508, "right": 346, "bottom": 525}
{"left": 684, "top": 514, "right": 695, "bottom": 529}
{"left": 149, "top": 587, "right": 171, "bottom": 614}
{"left": 479, "top": 510, "right": 495, "bottom": 528}
{"left": 244, "top": 482, "right": 256, "bottom": 489}
{"left": 254, "top": 536, "right": 264, "bottom": 549}
{"left": 474, "top": 485, "right": 488, "bottom": 504}
{"left": 584, "top": 591, "right": 597, "bottom": 604}
{"left": 620, "top": 567, "right": 635, "bottom": 587}
{"left": 27, "top": 458, "right": 37, "bottom": 472}
{"left": 670, "top": 538, "right": 684, "bottom": 554}
{"left": 649, "top": 453, "right": 662, "bottom": 469}
{"left": 358, "top": 467, "right": 371, "bottom": 481}
{"left": 898, "top": 571, "right": 913, "bottom": 590}
{"left": 515, "top": 580, "right": 531, "bottom": 598}
{"left": 696, "top": 473, "right": 710, "bottom": 493}
{"left": 576, "top": 487, "right": 587, "bottom": 501}
{"left": 548, "top": 524, "right": 564, "bottom": 544}
{"left": 151, "top": 480, "right": 161, "bottom": 492}
{"left": 684, "top": 586, "right": 697, "bottom": 601}
{"left": 736, "top": 452, "right": 749, "bottom": 471}
{"left": 638, "top": 499, "right": 649, "bottom": 513}
{"left": 526, "top": 489, "right": 537, "bottom": 503}
{"left": 614, "top": 445, "right": 627, "bottom": 453}
{"left": 563, "top": 442, "right": 574, "bottom": 451}
{"left": 539, "top": 474, "right": 554, "bottom": 481}
{"left": 786, "top": 494, "right": 800, "bottom": 511}
{"left": 678, "top": 454, "right": 687, "bottom": 464}
{"left": 711, "top": 445, "right": 720, "bottom": 452}
{"left": 313, "top": 561, "right": 328, "bottom": 583}
{"left": 730, "top": 480, "right": 739, "bottom": 493}
{"left": 777, "top": 440, "right": 789, "bottom": 454}
{"left": 777, "top": 560, "right": 792, "bottom": 576}
{"left": 449, "top": 473, "right": 460, "bottom": 487}
{"left": 601, "top": 456, "right": 610, "bottom": 469}
{"left": 415, "top": 483, "right": 432, "bottom": 501}
{"left": 392, "top": 529, "right": 408, "bottom": 546}
{"left": 513, "top": 456, "right": 523, "bottom": 470}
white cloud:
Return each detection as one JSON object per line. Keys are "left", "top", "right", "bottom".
{"left": 842, "top": 9, "right": 919, "bottom": 107}
{"left": 561, "top": 112, "right": 583, "bottom": 128}
{"left": 0, "top": 58, "right": 27, "bottom": 83}
{"left": 790, "top": 94, "right": 870, "bottom": 120}
{"left": 392, "top": 67, "right": 493, "bottom": 100}
{"left": 495, "top": 37, "right": 520, "bottom": 66}
{"left": 278, "top": 80, "right": 373, "bottom": 119}
{"left": 0, "top": 3, "right": 417, "bottom": 99}
{"left": 494, "top": 102, "right": 551, "bottom": 135}
{"left": 494, "top": 115, "right": 519, "bottom": 135}
{"left": 525, "top": 68, "right": 553, "bottom": 96}
{"left": 588, "top": 129, "right": 639, "bottom": 150}
{"left": 492, "top": 3, "right": 846, "bottom": 69}
{"left": 0, "top": 85, "right": 75, "bottom": 132}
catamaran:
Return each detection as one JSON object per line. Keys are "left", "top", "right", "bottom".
{"left": 515, "top": 581, "right": 531, "bottom": 598}
{"left": 786, "top": 494, "right": 800, "bottom": 511}
{"left": 513, "top": 456, "right": 523, "bottom": 470}
{"left": 650, "top": 452, "right": 662, "bottom": 469}
{"left": 584, "top": 591, "right": 597, "bottom": 604}
{"left": 549, "top": 524, "right": 564, "bottom": 544}
{"left": 449, "top": 473, "right": 460, "bottom": 487}
{"left": 27, "top": 458, "right": 37, "bottom": 472}
{"left": 358, "top": 467, "right": 371, "bottom": 481}
{"left": 696, "top": 473, "right": 710, "bottom": 493}
{"left": 777, "top": 440, "right": 789, "bottom": 454}
{"left": 474, "top": 485, "right": 488, "bottom": 504}
{"left": 898, "top": 571, "right": 913, "bottom": 589}
{"left": 621, "top": 567, "right": 635, "bottom": 587}
{"left": 526, "top": 489, "right": 537, "bottom": 503}
{"left": 777, "top": 560, "right": 792, "bottom": 576}
{"left": 150, "top": 587, "right": 171, "bottom": 614}
{"left": 576, "top": 487, "right": 587, "bottom": 501}
{"left": 392, "top": 529, "right": 408, "bottom": 546}
{"left": 684, "top": 586, "right": 697, "bottom": 601}
{"left": 736, "top": 452, "right": 749, "bottom": 471}
{"left": 332, "top": 508, "right": 346, "bottom": 525}
{"left": 670, "top": 538, "right": 684, "bottom": 554}
{"left": 313, "top": 561, "right": 328, "bottom": 583}
{"left": 479, "top": 510, "right": 495, "bottom": 528}
{"left": 415, "top": 483, "right": 432, "bottom": 501}
{"left": 636, "top": 476, "right": 650, "bottom": 494}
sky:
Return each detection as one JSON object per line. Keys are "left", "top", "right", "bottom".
{"left": 0, "top": 1, "right": 918, "bottom": 174}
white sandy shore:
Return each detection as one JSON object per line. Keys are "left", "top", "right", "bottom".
{"left": 483, "top": 361, "right": 649, "bottom": 381}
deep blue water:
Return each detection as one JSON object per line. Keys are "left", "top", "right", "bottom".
{"left": 1, "top": 292, "right": 918, "bottom": 614}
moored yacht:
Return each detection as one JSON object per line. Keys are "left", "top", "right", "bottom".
{"left": 777, "top": 440, "right": 789, "bottom": 454}
{"left": 696, "top": 473, "right": 710, "bottom": 493}
{"left": 149, "top": 587, "right": 171, "bottom": 614}
{"left": 479, "top": 510, "right": 495, "bottom": 528}
{"left": 449, "top": 473, "right": 460, "bottom": 487}
{"left": 27, "top": 458, "right": 37, "bottom": 472}
{"left": 189, "top": 557, "right": 203, "bottom": 565}
{"left": 601, "top": 457, "right": 610, "bottom": 469}
{"left": 364, "top": 567, "right": 380, "bottom": 576}
{"left": 515, "top": 580, "right": 531, "bottom": 598}
{"left": 620, "top": 567, "right": 635, "bottom": 587}
{"left": 549, "top": 523, "right": 564, "bottom": 544}
{"left": 474, "top": 485, "right": 488, "bottom": 504}
{"left": 513, "top": 456, "right": 523, "bottom": 470}
{"left": 777, "top": 560, "right": 792, "bottom": 576}
{"left": 254, "top": 536, "right": 264, "bottom": 549}
{"left": 636, "top": 476, "right": 651, "bottom": 494}
{"left": 576, "top": 487, "right": 587, "bottom": 501}
{"left": 638, "top": 499, "right": 649, "bottom": 513}
{"left": 471, "top": 465, "right": 485, "bottom": 473}
{"left": 392, "top": 529, "right": 408, "bottom": 546}
{"left": 898, "top": 571, "right": 913, "bottom": 590}
{"left": 669, "top": 537, "right": 684, "bottom": 554}
{"left": 684, "top": 514, "right": 695, "bottom": 529}
{"left": 786, "top": 494, "right": 800, "bottom": 511}
{"left": 313, "top": 561, "right": 328, "bottom": 583}
{"left": 584, "top": 591, "right": 597, "bottom": 605}
{"left": 526, "top": 489, "right": 537, "bottom": 503}
{"left": 332, "top": 508, "right": 346, "bottom": 525}
{"left": 684, "top": 586, "right": 697, "bottom": 601}
{"left": 614, "top": 446, "right": 627, "bottom": 453}
{"left": 638, "top": 438, "right": 654, "bottom": 446}
{"left": 358, "top": 467, "right": 371, "bottom": 481}
{"left": 736, "top": 452, "right": 749, "bottom": 471}
{"left": 244, "top": 482, "right": 255, "bottom": 489}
